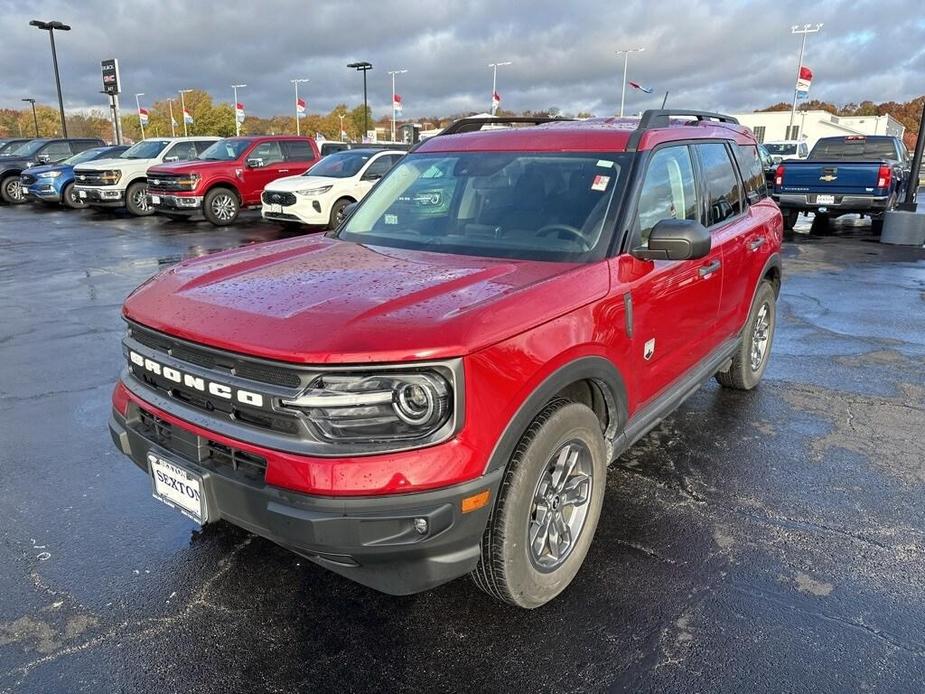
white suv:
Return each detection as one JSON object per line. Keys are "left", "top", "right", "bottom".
{"left": 261, "top": 148, "right": 404, "bottom": 228}
{"left": 73, "top": 137, "right": 218, "bottom": 216}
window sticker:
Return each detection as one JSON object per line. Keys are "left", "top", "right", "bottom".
{"left": 384, "top": 214, "right": 398, "bottom": 225}
{"left": 596, "top": 159, "right": 613, "bottom": 168}
{"left": 591, "top": 175, "right": 610, "bottom": 192}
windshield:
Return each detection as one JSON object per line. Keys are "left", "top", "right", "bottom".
{"left": 305, "top": 151, "right": 375, "bottom": 178}
{"left": 336, "top": 152, "right": 629, "bottom": 262}
{"left": 64, "top": 148, "right": 109, "bottom": 166}
{"left": 120, "top": 140, "right": 170, "bottom": 159}
{"left": 764, "top": 143, "right": 797, "bottom": 155}
{"left": 808, "top": 138, "right": 898, "bottom": 161}
{"left": 9, "top": 140, "right": 46, "bottom": 157}
{"left": 198, "top": 139, "right": 252, "bottom": 161}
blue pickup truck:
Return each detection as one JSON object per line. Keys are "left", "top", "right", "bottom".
{"left": 773, "top": 135, "right": 912, "bottom": 234}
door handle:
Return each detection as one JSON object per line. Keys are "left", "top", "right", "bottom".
{"left": 278, "top": 169, "right": 290, "bottom": 173}
{"left": 698, "top": 259, "right": 721, "bottom": 277}
{"left": 748, "top": 236, "right": 766, "bottom": 251}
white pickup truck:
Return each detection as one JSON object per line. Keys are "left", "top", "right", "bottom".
{"left": 73, "top": 137, "right": 218, "bottom": 216}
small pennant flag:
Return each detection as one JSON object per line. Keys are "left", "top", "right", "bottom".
{"left": 491, "top": 91, "right": 501, "bottom": 108}
{"left": 796, "top": 65, "right": 813, "bottom": 99}
{"left": 393, "top": 94, "right": 403, "bottom": 113}
{"left": 235, "top": 102, "right": 246, "bottom": 124}
{"left": 628, "top": 81, "right": 654, "bottom": 94}
{"left": 183, "top": 108, "right": 194, "bottom": 125}
{"left": 138, "top": 107, "right": 149, "bottom": 126}
{"left": 296, "top": 97, "right": 306, "bottom": 116}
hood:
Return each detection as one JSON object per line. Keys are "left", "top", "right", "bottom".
{"left": 23, "top": 162, "right": 72, "bottom": 176}
{"left": 74, "top": 157, "right": 132, "bottom": 170}
{"left": 148, "top": 160, "right": 233, "bottom": 175}
{"left": 264, "top": 175, "right": 341, "bottom": 192}
{"left": 0, "top": 156, "right": 35, "bottom": 170}
{"left": 124, "top": 237, "right": 609, "bottom": 364}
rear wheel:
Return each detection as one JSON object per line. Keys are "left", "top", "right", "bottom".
{"left": 716, "top": 281, "right": 776, "bottom": 390}
{"left": 62, "top": 182, "right": 86, "bottom": 209}
{"left": 782, "top": 209, "right": 799, "bottom": 231}
{"left": 0, "top": 175, "right": 26, "bottom": 204}
{"left": 871, "top": 217, "right": 884, "bottom": 235}
{"left": 471, "top": 400, "right": 607, "bottom": 608}
{"left": 203, "top": 187, "right": 239, "bottom": 226}
{"left": 125, "top": 181, "right": 153, "bottom": 216}
{"left": 810, "top": 213, "right": 832, "bottom": 236}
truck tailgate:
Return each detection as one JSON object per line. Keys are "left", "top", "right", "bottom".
{"left": 779, "top": 161, "right": 883, "bottom": 195}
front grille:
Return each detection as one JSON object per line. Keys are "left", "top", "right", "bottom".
{"left": 148, "top": 174, "right": 190, "bottom": 192}
{"left": 262, "top": 190, "right": 297, "bottom": 206}
{"left": 135, "top": 406, "right": 267, "bottom": 484}
{"left": 263, "top": 212, "right": 301, "bottom": 222}
{"left": 20, "top": 174, "right": 36, "bottom": 185}
{"left": 74, "top": 169, "right": 111, "bottom": 186}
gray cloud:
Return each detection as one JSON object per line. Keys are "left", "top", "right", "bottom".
{"left": 1, "top": 0, "right": 923, "bottom": 120}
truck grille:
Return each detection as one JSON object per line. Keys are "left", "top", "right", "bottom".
{"left": 148, "top": 174, "right": 190, "bottom": 192}
{"left": 74, "top": 170, "right": 110, "bottom": 186}
{"left": 262, "top": 190, "right": 297, "bottom": 206}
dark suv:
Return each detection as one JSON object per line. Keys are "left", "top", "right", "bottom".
{"left": 110, "top": 110, "right": 782, "bottom": 607}
{"left": 0, "top": 138, "right": 104, "bottom": 204}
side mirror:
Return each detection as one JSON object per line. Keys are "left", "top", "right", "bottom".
{"left": 246, "top": 157, "right": 265, "bottom": 168}
{"left": 632, "top": 219, "right": 711, "bottom": 261}
{"left": 37, "top": 154, "right": 51, "bottom": 164}
{"left": 362, "top": 172, "right": 383, "bottom": 182}
{"left": 163, "top": 155, "right": 180, "bottom": 163}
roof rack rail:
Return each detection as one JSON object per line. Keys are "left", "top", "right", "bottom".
{"left": 409, "top": 115, "right": 573, "bottom": 151}
{"left": 626, "top": 109, "right": 740, "bottom": 151}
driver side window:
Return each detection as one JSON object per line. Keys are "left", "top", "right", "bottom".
{"left": 635, "top": 146, "right": 699, "bottom": 247}
{"left": 248, "top": 141, "right": 284, "bottom": 165}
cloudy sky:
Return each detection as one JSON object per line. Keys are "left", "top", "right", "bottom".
{"left": 1, "top": 0, "right": 923, "bottom": 120}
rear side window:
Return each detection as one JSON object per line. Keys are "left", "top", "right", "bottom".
{"left": 164, "top": 141, "right": 197, "bottom": 161}
{"left": 635, "top": 145, "right": 699, "bottom": 247}
{"left": 734, "top": 144, "right": 768, "bottom": 201}
{"left": 696, "top": 143, "right": 742, "bottom": 226}
{"left": 193, "top": 140, "right": 215, "bottom": 154}
{"left": 71, "top": 140, "right": 99, "bottom": 154}
{"left": 40, "top": 141, "right": 73, "bottom": 161}
{"left": 283, "top": 140, "right": 316, "bottom": 162}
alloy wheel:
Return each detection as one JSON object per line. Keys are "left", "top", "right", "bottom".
{"left": 750, "top": 303, "right": 771, "bottom": 371}
{"left": 211, "top": 194, "right": 236, "bottom": 221}
{"left": 133, "top": 187, "right": 150, "bottom": 212}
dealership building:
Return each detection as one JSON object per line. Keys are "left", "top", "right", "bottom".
{"left": 732, "top": 109, "right": 906, "bottom": 149}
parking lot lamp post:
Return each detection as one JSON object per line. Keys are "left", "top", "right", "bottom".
{"left": 179, "top": 89, "right": 193, "bottom": 137}
{"left": 135, "top": 93, "right": 145, "bottom": 140}
{"left": 614, "top": 48, "right": 644, "bottom": 118}
{"left": 338, "top": 113, "right": 346, "bottom": 140}
{"left": 388, "top": 69, "right": 407, "bottom": 143}
{"left": 290, "top": 78, "right": 309, "bottom": 136}
{"left": 347, "top": 62, "right": 373, "bottom": 140}
{"left": 21, "top": 98, "right": 39, "bottom": 136}
{"left": 231, "top": 84, "right": 246, "bottom": 136}
{"left": 29, "top": 20, "right": 71, "bottom": 137}
{"left": 488, "top": 61, "right": 511, "bottom": 116}
{"left": 788, "top": 24, "right": 823, "bottom": 136}
{"left": 167, "top": 98, "right": 177, "bottom": 137}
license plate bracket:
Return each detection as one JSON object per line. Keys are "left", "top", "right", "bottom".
{"left": 816, "top": 194, "right": 835, "bottom": 205}
{"left": 267, "top": 203, "right": 283, "bottom": 214}
{"left": 148, "top": 453, "right": 208, "bottom": 525}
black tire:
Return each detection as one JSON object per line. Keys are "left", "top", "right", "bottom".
{"left": 810, "top": 213, "right": 832, "bottom": 236}
{"left": 61, "top": 182, "right": 87, "bottom": 209}
{"left": 328, "top": 197, "right": 354, "bottom": 229}
{"left": 716, "top": 281, "right": 776, "bottom": 390}
{"left": 782, "top": 209, "right": 799, "bottom": 231}
{"left": 125, "top": 181, "right": 153, "bottom": 216}
{"left": 0, "top": 175, "right": 26, "bottom": 204}
{"left": 870, "top": 217, "right": 884, "bottom": 235}
{"left": 471, "top": 399, "right": 607, "bottom": 608}
{"left": 203, "top": 187, "right": 239, "bottom": 226}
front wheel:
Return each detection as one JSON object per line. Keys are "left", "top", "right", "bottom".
{"left": 62, "top": 182, "right": 87, "bottom": 209}
{"left": 328, "top": 197, "right": 353, "bottom": 229}
{"left": 716, "top": 281, "right": 777, "bottom": 390}
{"left": 126, "top": 181, "right": 154, "bottom": 216}
{"left": 471, "top": 400, "right": 607, "bottom": 608}
{"left": 0, "top": 176, "right": 26, "bottom": 204}
{"left": 203, "top": 187, "right": 239, "bottom": 226}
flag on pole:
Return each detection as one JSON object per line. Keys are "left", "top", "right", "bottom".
{"left": 183, "top": 108, "right": 194, "bottom": 125}
{"left": 393, "top": 94, "right": 403, "bottom": 113}
{"left": 138, "top": 107, "right": 149, "bottom": 126}
{"left": 628, "top": 81, "right": 654, "bottom": 94}
{"left": 491, "top": 91, "right": 501, "bottom": 110}
{"left": 235, "top": 102, "right": 246, "bottom": 124}
{"left": 171, "top": 115, "right": 178, "bottom": 128}
{"left": 296, "top": 97, "right": 306, "bottom": 117}
{"left": 795, "top": 65, "right": 813, "bottom": 99}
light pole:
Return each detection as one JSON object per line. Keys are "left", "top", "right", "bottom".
{"left": 347, "top": 62, "right": 373, "bottom": 140}
{"left": 231, "top": 84, "right": 247, "bottom": 136}
{"left": 615, "top": 48, "right": 645, "bottom": 118}
{"left": 21, "top": 98, "right": 39, "bottom": 136}
{"left": 788, "top": 24, "right": 823, "bottom": 137}
{"left": 488, "top": 61, "right": 511, "bottom": 115}
{"left": 388, "top": 69, "right": 407, "bottom": 143}
{"left": 338, "top": 112, "right": 346, "bottom": 140}
{"left": 99, "top": 90, "right": 117, "bottom": 143}
{"left": 179, "top": 89, "right": 193, "bottom": 137}
{"left": 290, "top": 78, "right": 309, "bottom": 135}
{"left": 29, "top": 20, "right": 71, "bottom": 137}
{"left": 134, "top": 92, "right": 145, "bottom": 140}
{"left": 167, "top": 98, "right": 177, "bottom": 137}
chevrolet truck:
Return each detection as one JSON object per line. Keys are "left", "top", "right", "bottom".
{"left": 110, "top": 111, "right": 782, "bottom": 608}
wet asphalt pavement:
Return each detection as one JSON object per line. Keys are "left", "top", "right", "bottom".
{"left": 1, "top": 203, "right": 924, "bottom": 694}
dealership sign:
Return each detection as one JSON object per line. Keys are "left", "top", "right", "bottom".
{"left": 101, "top": 58, "right": 120, "bottom": 96}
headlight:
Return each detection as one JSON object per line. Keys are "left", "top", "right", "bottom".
{"left": 283, "top": 370, "right": 453, "bottom": 443}
{"left": 176, "top": 174, "right": 200, "bottom": 190}
{"left": 37, "top": 170, "right": 63, "bottom": 179}
{"left": 296, "top": 185, "right": 333, "bottom": 196}
{"left": 101, "top": 170, "right": 122, "bottom": 184}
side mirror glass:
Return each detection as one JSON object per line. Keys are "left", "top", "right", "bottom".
{"left": 163, "top": 155, "right": 180, "bottom": 163}
{"left": 631, "top": 219, "right": 711, "bottom": 261}
{"left": 246, "top": 157, "right": 265, "bottom": 168}
{"left": 362, "top": 172, "right": 383, "bottom": 181}
{"left": 37, "top": 154, "right": 50, "bottom": 163}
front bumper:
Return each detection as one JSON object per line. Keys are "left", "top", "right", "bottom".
{"left": 261, "top": 198, "right": 329, "bottom": 225}
{"left": 109, "top": 404, "right": 501, "bottom": 595}
{"left": 74, "top": 185, "right": 125, "bottom": 206}
{"left": 149, "top": 192, "right": 203, "bottom": 213}
{"left": 25, "top": 181, "right": 63, "bottom": 201}
{"left": 777, "top": 192, "right": 891, "bottom": 214}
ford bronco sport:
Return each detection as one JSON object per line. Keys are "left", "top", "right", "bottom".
{"left": 109, "top": 110, "right": 782, "bottom": 608}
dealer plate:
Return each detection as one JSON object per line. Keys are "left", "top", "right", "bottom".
{"left": 78, "top": 190, "right": 87, "bottom": 198}
{"left": 148, "top": 453, "right": 207, "bottom": 525}
{"left": 150, "top": 195, "right": 161, "bottom": 205}
{"left": 816, "top": 194, "right": 835, "bottom": 205}
{"left": 267, "top": 203, "right": 283, "bottom": 214}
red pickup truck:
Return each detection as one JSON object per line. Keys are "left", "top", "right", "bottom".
{"left": 110, "top": 111, "right": 782, "bottom": 608}
{"left": 146, "top": 136, "right": 320, "bottom": 225}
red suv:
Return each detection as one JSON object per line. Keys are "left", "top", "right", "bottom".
{"left": 110, "top": 111, "right": 782, "bottom": 608}
{"left": 146, "top": 136, "right": 320, "bottom": 226}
